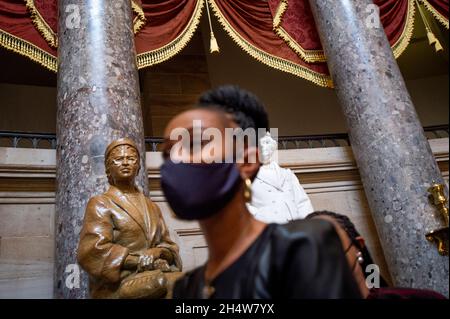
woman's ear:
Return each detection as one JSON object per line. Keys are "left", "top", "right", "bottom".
{"left": 236, "top": 146, "right": 260, "bottom": 180}
{"left": 355, "top": 236, "right": 365, "bottom": 249}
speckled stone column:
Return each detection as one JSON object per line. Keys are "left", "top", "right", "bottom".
{"left": 309, "top": 0, "right": 448, "bottom": 296}
{"left": 55, "top": 0, "right": 148, "bottom": 298}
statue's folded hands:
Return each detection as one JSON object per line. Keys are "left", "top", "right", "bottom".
{"left": 145, "top": 247, "right": 174, "bottom": 264}
{"left": 153, "top": 259, "right": 171, "bottom": 272}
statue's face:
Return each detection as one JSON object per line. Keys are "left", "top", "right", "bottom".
{"left": 107, "top": 145, "right": 139, "bottom": 183}
{"left": 260, "top": 135, "right": 277, "bottom": 164}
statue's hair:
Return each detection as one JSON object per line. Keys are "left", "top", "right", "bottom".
{"left": 260, "top": 132, "right": 278, "bottom": 148}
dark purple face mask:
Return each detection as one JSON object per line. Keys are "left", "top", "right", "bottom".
{"left": 160, "top": 160, "right": 242, "bottom": 220}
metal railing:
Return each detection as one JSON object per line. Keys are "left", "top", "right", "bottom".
{"left": 0, "top": 131, "right": 57, "bottom": 149}
{"left": 0, "top": 125, "right": 448, "bottom": 151}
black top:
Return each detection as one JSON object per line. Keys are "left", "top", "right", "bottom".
{"left": 173, "top": 219, "right": 361, "bottom": 299}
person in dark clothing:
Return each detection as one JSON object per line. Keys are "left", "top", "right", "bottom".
{"left": 159, "top": 86, "right": 361, "bottom": 299}
{"left": 306, "top": 211, "right": 447, "bottom": 299}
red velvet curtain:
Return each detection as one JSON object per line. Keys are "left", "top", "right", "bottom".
{"left": 0, "top": 0, "right": 448, "bottom": 87}
{"left": 267, "top": 0, "right": 325, "bottom": 63}
{"left": 0, "top": 0, "right": 203, "bottom": 72}
{"left": 136, "top": 0, "right": 198, "bottom": 52}
{"left": 267, "top": 0, "right": 415, "bottom": 62}
{"left": 27, "top": 0, "right": 57, "bottom": 47}
{"left": 376, "top": 0, "right": 413, "bottom": 56}
{"left": 135, "top": 0, "right": 204, "bottom": 68}
{"left": 209, "top": 0, "right": 332, "bottom": 87}
{"left": 0, "top": 0, "right": 57, "bottom": 70}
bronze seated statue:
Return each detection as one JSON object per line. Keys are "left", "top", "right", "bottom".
{"left": 77, "top": 138, "right": 183, "bottom": 298}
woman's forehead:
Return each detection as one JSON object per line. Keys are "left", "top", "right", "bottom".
{"left": 164, "top": 108, "right": 235, "bottom": 136}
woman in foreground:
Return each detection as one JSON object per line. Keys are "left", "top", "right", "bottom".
{"left": 159, "top": 105, "right": 361, "bottom": 299}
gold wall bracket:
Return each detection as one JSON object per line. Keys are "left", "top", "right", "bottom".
{"left": 426, "top": 183, "right": 449, "bottom": 256}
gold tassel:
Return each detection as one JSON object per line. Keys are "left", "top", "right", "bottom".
{"left": 206, "top": 0, "right": 220, "bottom": 54}
{"left": 416, "top": 0, "right": 444, "bottom": 53}
{"left": 427, "top": 31, "right": 444, "bottom": 52}
{"left": 210, "top": 31, "right": 220, "bottom": 54}
{"left": 427, "top": 30, "right": 437, "bottom": 45}
{"left": 434, "top": 39, "right": 444, "bottom": 52}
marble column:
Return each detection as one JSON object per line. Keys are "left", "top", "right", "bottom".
{"left": 55, "top": 0, "right": 148, "bottom": 298}
{"left": 309, "top": 0, "right": 448, "bottom": 296}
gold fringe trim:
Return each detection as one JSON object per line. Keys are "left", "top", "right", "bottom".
{"left": 131, "top": 0, "right": 147, "bottom": 34}
{"left": 420, "top": 0, "right": 449, "bottom": 29}
{"left": 0, "top": 29, "right": 57, "bottom": 72}
{"left": 136, "top": 0, "right": 205, "bottom": 69}
{"left": 275, "top": 26, "right": 327, "bottom": 63}
{"left": 207, "top": 0, "right": 333, "bottom": 88}
{"left": 392, "top": 0, "right": 416, "bottom": 59}
{"left": 273, "top": 0, "right": 288, "bottom": 28}
{"left": 273, "top": 0, "right": 326, "bottom": 63}
{"left": 24, "top": 0, "right": 58, "bottom": 48}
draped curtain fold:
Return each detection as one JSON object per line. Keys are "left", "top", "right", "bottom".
{"left": 208, "top": 0, "right": 332, "bottom": 87}
{"left": 0, "top": 0, "right": 203, "bottom": 72}
{"left": 0, "top": 0, "right": 448, "bottom": 88}
{"left": 0, "top": 0, "right": 57, "bottom": 70}
{"left": 268, "top": 0, "right": 325, "bottom": 63}
{"left": 24, "top": 0, "right": 57, "bottom": 48}
{"left": 135, "top": 0, "right": 204, "bottom": 69}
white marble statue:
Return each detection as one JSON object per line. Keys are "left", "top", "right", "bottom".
{"left": 247, "top": 132, "right": 314, "bottom": 224}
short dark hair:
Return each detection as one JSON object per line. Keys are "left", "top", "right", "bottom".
{"left": 306, "top": 210, "right": 389, "bottom": 287}
{"left": 198, "top": 85, "right": 269, "bottom": 134}
{"left": 307, "top": 211, "right": 361, "bottom": 242}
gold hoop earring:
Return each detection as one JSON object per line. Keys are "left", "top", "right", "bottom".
{"left": 244, "top": 178, "right": 252, "bottom": 202}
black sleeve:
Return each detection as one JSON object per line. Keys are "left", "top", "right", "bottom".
{"left": 274, "top": 219, "right": 362, "bottom": 299}
{"left": 172, "top": 268, "right": 205, "bottom": 299}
